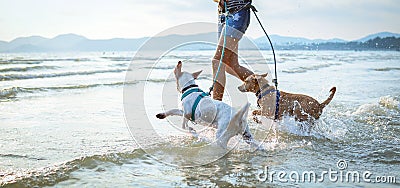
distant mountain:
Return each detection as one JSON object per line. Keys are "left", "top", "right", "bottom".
{"left": 293, "top": 37, "right": 400, "bottom": 51}
{"left": 75, "top": 37, "right": 149, "bottom": 51}
{"left": 356, "top": 32, "right": 400, "bottom": 42}
{"left": 8, "top": 36, "right": 48, "bottom": 50}
{"left": 0, "top": 40, "right": 7, "bottom": 51}
{"left": 138, "top": 32, "right": 218, "bottom": 51}
{"left": 11, "top": 44, "right": 46, "bottom": 52}
{"left": 0, "top": 32, "right": 399, "bottom": 52}
{"left": 255, "top": 32, "right": 400, "bottom": 45}
{"left": 254, "top": 35, "right": 347, "bottom": 45}
{"left": 42, "top": 34, "right": 88, "bottom": 50}
{"left": 312, "top": 38, "right": 347, "bottom": 43}
{"left": 254, "top": 35, "right": 347, "bottom": 46}
{"left": 0, "top": 34, "right": 148, "bottom": 52}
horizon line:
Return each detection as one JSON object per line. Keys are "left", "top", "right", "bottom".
{"left": 1, "top": 31, "right": 399, "bottom": 43}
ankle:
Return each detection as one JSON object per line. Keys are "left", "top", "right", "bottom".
{"left": 213, "top": 95, "right": 223, "bottom": 101}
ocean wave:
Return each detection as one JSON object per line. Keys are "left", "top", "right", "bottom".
{"left": 379, "top": 96, "right": 400, "bottom": 110}
{"left": 17, "top": 58, "right": 92, "bottom": 62}
{"left": 0, "top": 82, "right": 137, "bottom": 99}
{"left": 0, "top": 154, "right": 46, "bottom": 161}
{"left": 0, "top": 87, "right": 19, "bottom": 99}
{"left": 101, "top": 57, "right": 133, "bottom": 61}
{"left": 37, "top": 81, "right": 138, "bottom": 91}
{"left": 111, "top": 63, "right": 130, "bottom": 68}
{"left": 354, "top": 96, "right": 400, "bottom": 115}
{"left": 145, "top": 75, "right": 211, "bottom": 83}
{"left": 142, "top": 65, "right": 176, "bottom": 70}
{"left": 373, "top": 67, "right": 400, "bottom": 72}
{"left": 145, "top": 78, "right": 174, "bottom": 83}
{"left": 0, "top": 65, "right": 59, "bottom": 73}
{"left": 282, "top": 62, "right": 341, "bottom": 73}
{"left": 0, "top": 69, "right": 128, "bottom": 81}
{"left": 0, "top": 61, "right": 42, "bottom": 65}
{"left": 282, "top": 69, "right": 307, "bottom": 73}
{"left": 0, "top": 58, "right": 91, "bottom": 64}
{"left": 0, "top": 150, "right": 146, "bottom": 188}
{"left": 352, "top": 95, "right": 400, "bottom": 126}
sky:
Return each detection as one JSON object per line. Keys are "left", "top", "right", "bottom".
{"left": 0, "top": 0, "right": 399, "bottom": 42}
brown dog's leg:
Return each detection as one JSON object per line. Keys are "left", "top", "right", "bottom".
{"left": 252, "top": 110, "right": 262, "bottom": 116}
{"left": 252, "top": 110, "right": 262, "bottom": 124}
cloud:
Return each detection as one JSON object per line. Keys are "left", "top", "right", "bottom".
{"left": 0, "top": 0, "right": 399, "bottom": 41}
{"left": 250, "top": 0, "right": 400, "bottom": 40}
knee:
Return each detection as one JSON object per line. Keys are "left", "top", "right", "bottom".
{"left": 212, "top": 59, "right": 221, "bottom": 70}
{"left": 213, "top": 47, "right": 223, "bottom": 61}
{"left": 212, "top": 58, "right": 219, "bottom": 65}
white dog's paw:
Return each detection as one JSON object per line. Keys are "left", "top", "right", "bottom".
{"left": 156, "top": 113, "right": 166, "bottom": 119}
{"left": 242, "top": 131, "right": 254, "bottom": 143}
{"left": 188, "top": 126, "right": 196, "bottom": 133}
{"left": 253, "top": 115, "right": 262, "bottom": 124}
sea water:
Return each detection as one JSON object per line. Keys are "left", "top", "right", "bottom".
{"left": 0, "top": 50, "right": 399, "bottom": 187}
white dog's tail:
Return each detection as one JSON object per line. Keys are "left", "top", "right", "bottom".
{"left": 217, "top": 103, "right": 250, "bottom": 148}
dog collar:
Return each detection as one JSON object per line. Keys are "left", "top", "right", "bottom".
{"left": 255, "top": 84, "right": 272, "bottom": 97}
{"left": 181, "top": 88, "right": 202, "bottom": 101}
{"left": 181, "top": 84, "right": 198, "bottom": 93}
{"left": 257, "top": 88, "right": 277, "bottom": 100}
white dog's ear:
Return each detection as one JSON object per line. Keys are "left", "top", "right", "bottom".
{"left": 192, "top": 70, "right": 203, "bottom": 79}
{"left": 261, "top": 73, "right": 268, "bottom": 77}
{"left": 174, "top": 61, "right": 182, "bottom": 75}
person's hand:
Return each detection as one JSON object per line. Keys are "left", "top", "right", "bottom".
{"left": 216, "top": 0, "right": 225, "bottom": 10}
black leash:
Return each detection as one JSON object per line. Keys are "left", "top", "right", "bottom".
{"left": 247, "top": 4, "right": 281, "bottom": 121}
{"left": 247, "top": 5, "right": 278, "bottom": 89}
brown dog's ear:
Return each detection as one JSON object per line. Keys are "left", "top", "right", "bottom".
{"left": 247, "top": 74, "right": 257, "bottom": 81}
{"left": 253, "top": 74, "right": 263, "bottom": 80}
{"left": 261, "top": 73, "right": 268, "bottom": 77}
{"left": 192, "top": 70, "right": 203, "bottom": 79}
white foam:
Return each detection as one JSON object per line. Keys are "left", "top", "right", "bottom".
{"left": 0, "top": 87, "right": 18, "bottom": 98}
{"left": 379, "top": 95, "right": 400, "bottom": 110}
{"left": 353, "top": 95, "right": 400, "bottom": 117}
{"left": 252, "top": 114, "right": 347, "bottom": 141}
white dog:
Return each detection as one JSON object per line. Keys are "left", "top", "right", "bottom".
{"left": 156, "top": 61, "right": 253, "bottom": 148}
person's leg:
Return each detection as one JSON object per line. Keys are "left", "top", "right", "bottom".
{"left": 223, "top": 42, "right": 240, "bottom": 79}
{"left": 212, "top": 57, "right": 226, "bottom": 101}
{"left": 224, "top": 46, "right": 253, "bottom": 81}
{"left": 212, "top": 34, "right": 238, "bottom": 101}
{"left": 212, "top": 34, "right": 240, "bottom": 101}
{"left": 212, "top": 36, "right": 227, "bottom": 101}
{"left": 212, "top": 13, "right": 227, "bottom": 101}
{"left": 212, "top": 36, "right": 254, "bottom": 100}
{"left": 212, "top": 7, "right": 253, "bottom": 100}
{"left": 223, "top": 8, "right": 253, "bottom": 81}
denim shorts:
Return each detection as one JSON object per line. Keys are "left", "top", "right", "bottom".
{"left": 218, "top": 8, "right": 251, "bottom": 40}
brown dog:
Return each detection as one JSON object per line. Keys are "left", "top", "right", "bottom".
{"left": 238, "top": 73, "right": 336, "bottom": 122}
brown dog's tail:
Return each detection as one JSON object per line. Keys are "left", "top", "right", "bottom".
{"left": 320, "top": 87, "right": 336, "bottom": 109}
